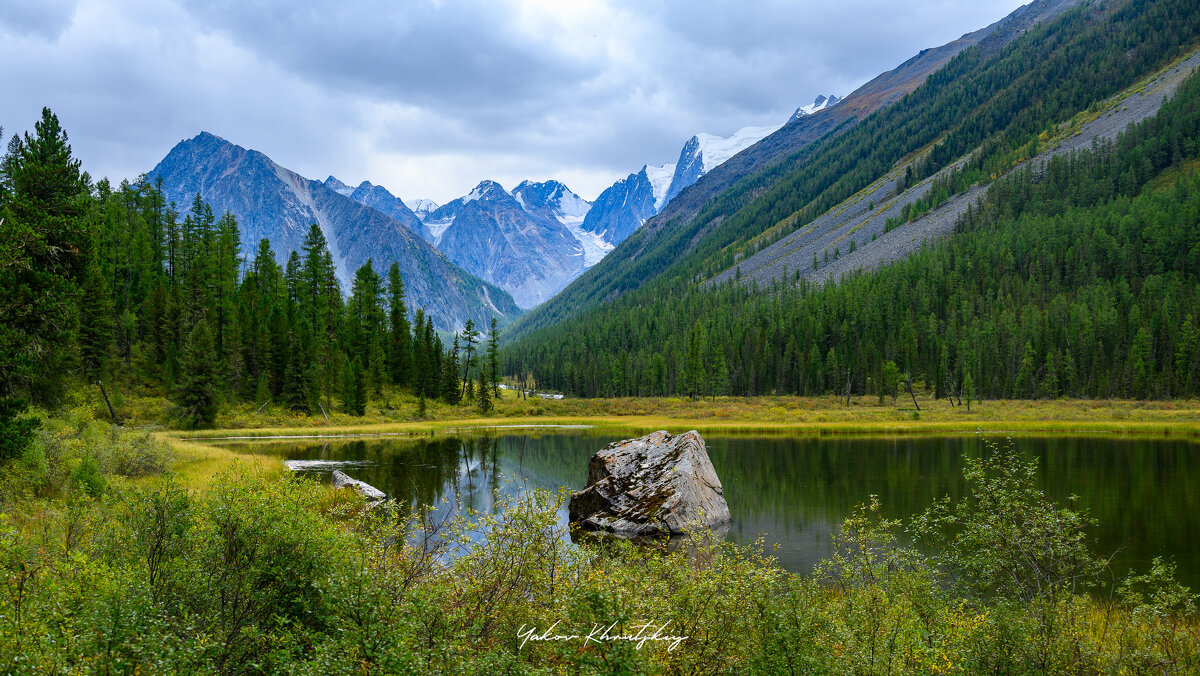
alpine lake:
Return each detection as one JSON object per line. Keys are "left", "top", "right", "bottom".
{"left": 213, "top": 428, "right": 1200, "bottom": 589}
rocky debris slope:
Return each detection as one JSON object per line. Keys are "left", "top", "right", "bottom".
{"left": 568, "top": 430, "right": 730, "bottom": 536}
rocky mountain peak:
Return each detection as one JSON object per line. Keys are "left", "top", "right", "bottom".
{"left": 323, "top": 175, "right": 354, "bottom": 196}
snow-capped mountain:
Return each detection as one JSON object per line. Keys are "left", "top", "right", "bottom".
{"left": 643, "top": 162, "right": 676, "bottom": 212}
{"left": 580, "top": 95, "right": 838, "bottom": 249}
{"left": 581, "top": 119, "right": 798, "bottom": 247}
{"left": 788, "top": 94, "right": 841, "bottom": 123}
{"left": 579, "top": 169, "right": 657, "bottom": 247}
{"left": 148, "top": 132, "right": 520, "bottom": 330}
{"left": 324, "top": 176, "right": 432, "bottom": 241}
{"left": 511, "top": 180, "right": 610, "bottom": 268}
{"left": 660, "top": 124, "right": 779, "bottom": 206}
{"left": 432, "top": 180, "right": 585, "bottom": 308}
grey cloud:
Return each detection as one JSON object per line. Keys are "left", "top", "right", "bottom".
{"left": 176, "top": 0, "right": 599, "bottom": 112}
{"left": 0, "top": 0, "right": 78, "bottom": 39}
{"left": 1, "top": 0, "right": 1030, "bottom": 203}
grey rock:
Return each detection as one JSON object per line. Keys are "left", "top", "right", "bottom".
{"left": 568, "top": 430, "right": 730, "bottom": 536}
{"left": 331, "top": 470, "right": 386, "bottom": 502}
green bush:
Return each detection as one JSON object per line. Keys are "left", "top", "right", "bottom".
{"left": 0, "top": 437, "right": 1197, "bottom": 673}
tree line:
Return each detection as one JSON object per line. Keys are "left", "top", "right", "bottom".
{"left": 0, "top": 108, "right": 500, "bottom": 430}
{"left": 504, "top": 67, "right": 1200, "bottom": 401}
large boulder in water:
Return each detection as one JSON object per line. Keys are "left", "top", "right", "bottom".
{"left": 568, "top": 430, "right": 730, "bottom": 536}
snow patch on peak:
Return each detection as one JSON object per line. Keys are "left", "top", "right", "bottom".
{"left": 465, "top": 180, "right": 507, "bottom": 203}
{"left": 789, "top": 94, "right": 841, "bottom": 122}
{"left": 553, "top": 185, "right": 591, "bottom": 223}
{"left": 693, "top": 125, "right": 782, "bottom": 174}
{"left": 643, "top": 163, "right": 676, "bottom": 211}
{"left": 562, "top": 219, "right": 614, "bottom": 267}
{"left": 409, "top": 199, "right": 439, "bottom": 218}
{"left": 324, "top": 176, "right": 355, "bottom": 196}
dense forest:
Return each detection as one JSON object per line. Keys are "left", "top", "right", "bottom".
{"left": 505, "top": 69, "right": 1200, "bottom": 400}
{"left": 504, "top": 0, "right": 1200, "bottom": 400}
{"left": 0, "top": 110, "right": 502, "bottom": 433}
{"left": 4, "top": 0, "right": 1200, "bottom": 430}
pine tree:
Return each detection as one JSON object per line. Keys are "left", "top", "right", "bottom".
{"left": 213, "top": 210, "right": 241, "bottom": 361}
{"left": 963, "top": 371, "right": 975, "bottom": 412}
{"left": 412, "top": 308, "right": 429, "bottom": 396}
{"left": 174, "top": 318, "right": 220, "bottom": 427}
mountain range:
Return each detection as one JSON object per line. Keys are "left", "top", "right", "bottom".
{"left": 506, "top": 0, "right": 1085, "bottom": 340}
{"left": 147, "top": 132, "right": 520, "bottom": 331}
{"left": 308, "top": 106, "right": 837, "bottom": 308}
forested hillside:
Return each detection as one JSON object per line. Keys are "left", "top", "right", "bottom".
{"left": 505, "top": 0, "right": 1200, "bottom": 400}
{"left": 0, "top": 113, "right": 502, "bottom": 428}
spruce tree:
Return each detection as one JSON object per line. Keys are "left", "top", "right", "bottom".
{"left": 174, "top": 318, "right": 220, "bottom": 427}
{"left": 487, "top": 317, "right": 500, "bottom": 399}
{"left": 386, "top": 262, "right": 412, "bottom": 387}
{"left": 352, "top": 358, "right": 367, "bottom": 416}
{"left": 477, "top": 367, "right": 492, "bottom": 414}
{"left": 78, "top": 258, "right": 114, "bottom": 381}
{"left": 0, "top": 108, "right": 89, "bottom": 403}
{"left": 442, "top": 334, "right": 462, "bottom": 404}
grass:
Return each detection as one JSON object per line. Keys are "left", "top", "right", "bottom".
{"left": 132, "top": 389, "right": 1200, "bottom": 442}
{"left": 153, "top": 437, "right": 284, "bottom": 490}
{"left": 77, "top": 383, "right": 1199, "bottom": 489}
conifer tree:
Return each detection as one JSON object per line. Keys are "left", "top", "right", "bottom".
{"left": 78, "top": 258, "right": 114, "bottom": 381}
{"left": 442, "top": 334, "right": 462, "bottom": 404}
{"left": 0, "top": 108, "right": 89, "bottom": 403}
{"left": 342, "top": 356, "right": 360, "bottom": 415}
{"left": 174, "top": 318, "right": 220, "bottom": 427}
{"left": 459, "top": 319, "right": 478, "bottom": 400}
{"left": 412, "top": 308, "right": 429, "bottom": 396}
{"left": 487, "top": 317, "right": 500, "bottom": 399}
{"left": 386, "top": 262, "right": 412, "bottom": 387}
{"left": 477, "top": 367, "right": 492, "bottom": 414}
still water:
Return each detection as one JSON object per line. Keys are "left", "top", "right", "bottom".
{"left": 219, "top": 430, "right": 1200, "bottom": 588}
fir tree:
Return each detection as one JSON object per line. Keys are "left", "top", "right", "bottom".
{"left": 459, "top": 319, "right": 478, "bottom": 401}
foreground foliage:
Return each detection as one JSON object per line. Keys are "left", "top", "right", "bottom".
{"left": 0, "top": 419, "right": 1195, "bottom": 674}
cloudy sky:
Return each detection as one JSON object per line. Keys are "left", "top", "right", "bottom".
{"left": 1, "top": 0, "right": 1029, "bottom": 204}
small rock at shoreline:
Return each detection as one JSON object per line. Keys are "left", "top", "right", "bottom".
{"left": 331, "top": 469, "right": 386, "bottom": 502}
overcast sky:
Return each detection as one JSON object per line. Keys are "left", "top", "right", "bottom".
{"left": 1, "top": 0, "right": 1029, "bottom": 204}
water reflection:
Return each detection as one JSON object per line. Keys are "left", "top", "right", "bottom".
{"left": 218, "top": 432, "right": 1200, "bottom": 588}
